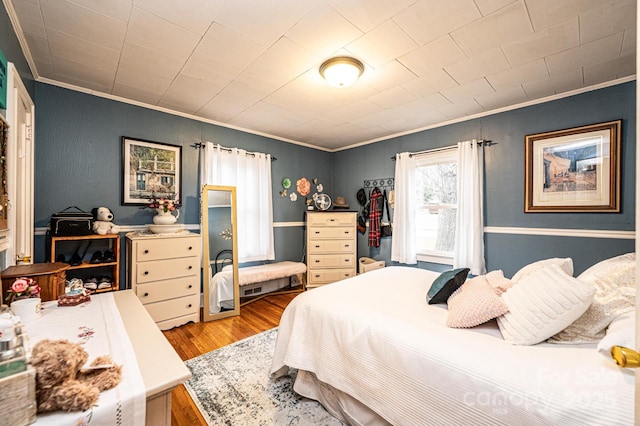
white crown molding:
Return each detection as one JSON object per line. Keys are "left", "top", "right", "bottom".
{"left": 336, "top": 75, "right": 637, "bottom": 152}
{"left": 4, "top": 0, "right": 635, "bottom": 154}
{"left": 2, "top": 0, "right": 40, "bottom": 80}
{"left": 35, "top": 77, "right": 332, "bottom": 153}
{"left": 484, "top": 226, "right": 635, "bottom": 240}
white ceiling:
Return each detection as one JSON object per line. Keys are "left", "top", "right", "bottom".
{"left": 6, "top": 0, "right": 637, "bottom": 151}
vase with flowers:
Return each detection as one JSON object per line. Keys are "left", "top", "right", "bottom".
{"left": 143, "top": 193, "right": 182, "bottom": 225}
{"left": 5, "top": 277, "right": 41, "bottom": 304}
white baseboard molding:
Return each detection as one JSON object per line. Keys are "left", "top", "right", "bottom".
{"left": 484, "top": 226, "right": 635, "bottom": 240}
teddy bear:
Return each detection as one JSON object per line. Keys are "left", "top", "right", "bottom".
{"left": 30, "top": 339, "right": 122, "bottom": 413}
{"left": 91, "top": 206, "right": 120, "bottom": 235}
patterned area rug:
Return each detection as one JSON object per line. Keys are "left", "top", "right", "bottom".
{"left": 184, "top": 328, "right": 345, "bottom": 425}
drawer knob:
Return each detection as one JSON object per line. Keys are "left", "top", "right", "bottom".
{"left": 315, "top": 231, "right": 320, "bottom": 234}
{"left": 144, "top": 249, "right": 149, "bottom": 254}
{"left": 344, "top": 231, "right": 349, "bottom": 234}
{"left": 315, "top": 245, "right": 320, "bottom": 248}
{"left": 143, "top": 292, "right": 149, "bottom": 297}
{"left": 315, "top": 260, "right": 320, "bottom": 263}
{"left": 144, "top": 271, "right": 149, "bottom": 276}
{"left": 329, "top": 218, "right": 335, "bottom": 222}
{"left": 188, "top": 265, "right": 193, "bottom": 270}
{"left": 188, "top": 246, "right": 193, "bottom": 250}
{"left": 344, "top": 259, "right": 349, "bottom": 262}
{"left": 188, "top": 304, "right": 192, "bottom": 308}
{"left": 315, "top": 274, "right": 320, "bottom": 278}
{"left": 188, "top": 284, "right": 193, "bottom": 289}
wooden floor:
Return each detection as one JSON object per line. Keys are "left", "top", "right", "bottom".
{"left": 162, "top": 292, "right": 299, "bottom": 426}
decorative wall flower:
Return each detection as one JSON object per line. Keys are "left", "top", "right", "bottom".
{"left": 290, "top": 192, "right": 298, "bottom": 201}
{"left": 296, "top": 177, "right": 311, "bottom": 196}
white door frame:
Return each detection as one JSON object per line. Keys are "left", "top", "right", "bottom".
{"left": 5, "top": 62, "right": 35, "bottom": 266}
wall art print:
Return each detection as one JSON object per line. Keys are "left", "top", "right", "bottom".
{"left": 121, "top": 136, "right": 182, "bottom": 205}
{"left": 524, "top": 120, "right": 621, "bottom": 212}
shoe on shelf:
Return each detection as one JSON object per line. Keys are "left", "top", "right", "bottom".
{"left": 98, "top": 276, "right": 112, "bottom": 290}
{"left": 102, "top": 250, "right": 116, "bottom": 263}
{"left": 69, "top": 253, "right": 82, "bottom": 266}
{"left": 90, "top": 251, "right": 103, "bottom": 264}
{"left": 84, "top": 281, "right": 97, "bottom": 291}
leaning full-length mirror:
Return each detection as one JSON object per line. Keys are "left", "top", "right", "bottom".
{"left": 201, "top": 185, "right": 240, "bottom": 322}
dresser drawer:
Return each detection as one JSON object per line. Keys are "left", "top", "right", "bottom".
{"left": 135, "top": 237, "right": 199, "bottom": 261}
{"left": 144, "top": 294, "right": 198, "bottom": 323}
{"left": 307, "top": 212, "right": 356, "bottom": 227}
{"left": 136, "top": 257, "right": 199, "bottom": 283}
{"left": 307, "top": 268, "right": 355, "bottom": 284}
{"left": 308, "top": 227, "right": 355, "bottom": 240}
{"left": 135, "top": 277, "right": 198, "bottom": 305}
{"left": 308, "top": 239, "right": 355, "bottom": 254}
{"left": 308, "top": 254, "right": 355, "bottom": 268}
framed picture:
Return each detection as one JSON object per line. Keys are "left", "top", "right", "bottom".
{"left": 524, "top": 120, "right": 621, "bottom": 213}
{"left": 121, "top": 136, "right": 182, "bottom": 205}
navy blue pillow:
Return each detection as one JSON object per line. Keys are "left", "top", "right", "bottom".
{"left": 427, "top": 268, "right": 470, "bottom": 304}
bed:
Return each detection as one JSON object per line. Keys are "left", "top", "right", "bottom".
{"left": 209, "top": 249, "right": 306, "bottom": 313}
{"left": 270, "top": 265, "right": 635, "bottom": 425}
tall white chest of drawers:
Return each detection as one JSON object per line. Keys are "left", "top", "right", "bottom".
{"left": 306, "top": 211, "right": 357, "bottom": 288}
{"left": 126, "top": 232, "right": 200, "bottom": 330}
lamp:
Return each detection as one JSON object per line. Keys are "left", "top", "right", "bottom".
{"left": 319, "top": 57, "right": 364, "bottom": 88}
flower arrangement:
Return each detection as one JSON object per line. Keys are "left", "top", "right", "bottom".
{"left": 5, "top": 277, "right": 41, "bottom": 303}
{"left": 142, "top": 193, "right": 182, "bottom": 213}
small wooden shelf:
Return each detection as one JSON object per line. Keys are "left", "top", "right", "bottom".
{"left": 50, "top": 234, "right": 120, "bottom": 292}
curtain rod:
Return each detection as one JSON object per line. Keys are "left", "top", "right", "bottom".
{"left": 192, "top": 142, "right": 277, "bottom": 161}
{"left": 390, "top": 139, "right": 488, "bottom": 160}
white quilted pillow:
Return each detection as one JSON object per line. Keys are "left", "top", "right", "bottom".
{"left": 511, "top": 257, "right": 573, "bottom": 283}
{"left": 497, "top": 264, "right": 595, "bottom": 345}
{"left": 549, "top": 253, "right": 636, "bottom": 343}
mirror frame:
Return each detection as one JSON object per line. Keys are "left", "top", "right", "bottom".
{"left": 201, "top": 184, "right": 240, "bottom": 321}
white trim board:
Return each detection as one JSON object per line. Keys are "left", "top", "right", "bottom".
{"left": 484, "top": 226, "right": 635, "bottom": 240}
{"left": 35, "top": 224, "right": 634, "bottom": 239}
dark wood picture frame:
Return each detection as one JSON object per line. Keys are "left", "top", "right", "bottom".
{"left": 121, "top": 136, "right": 182, "bottom": 206}
{"left": 524, "top": 120, "right": 621, "bottom": 213}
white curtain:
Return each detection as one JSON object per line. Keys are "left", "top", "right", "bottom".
{"left": 391, "top": 152, "right": 417, "bottom": 264}
{"left": 200, "top": 142, "right": 275, "bottom": 262}
{"left": 454, "top": 140, "right": 486, "bottom": 275}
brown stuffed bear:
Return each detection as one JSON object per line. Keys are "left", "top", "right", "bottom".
{"left": 30, "top": 339, "right": 122, "bottom": 413}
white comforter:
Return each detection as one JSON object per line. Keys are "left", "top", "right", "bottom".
{"left": 271, "top": 266, "right": 634, "bottom": 425}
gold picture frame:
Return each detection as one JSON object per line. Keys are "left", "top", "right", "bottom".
{"left": 524, "top": 120, "right": 621, "bottom": 213}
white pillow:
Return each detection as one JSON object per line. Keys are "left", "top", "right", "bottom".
{"left": 596, "top": 312, "right": 636, "bottom": 364}
{"left": 511, "top": 257, "right": 573, "bottom": 282}
{"left": 497, "top": 264, "right": 595, "bottom": 345}
{"left": 549, "top": 253, "right": 635, "bottom": 343}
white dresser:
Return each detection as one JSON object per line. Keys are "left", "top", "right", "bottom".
{"left": 126, "top": 232, "right": 200, "bottom": 330}
{"left": 306, "top": 211, "right": 357, "bottom": 288}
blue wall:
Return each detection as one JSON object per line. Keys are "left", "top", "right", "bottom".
{"left": 0, "top": 4, "right": 35, "bottom": 110}
{"left": 333, "top": 82, "right": 636, "bottom": 276}
{"left": 32, "top": 83, "right": 332, "bottom": 272}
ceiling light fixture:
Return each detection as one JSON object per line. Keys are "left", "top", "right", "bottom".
{"left": 319, "top": 56, "right": 364, "bottom": 88}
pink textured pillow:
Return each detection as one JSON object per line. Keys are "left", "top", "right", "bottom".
{"left": 446, "top": 275, "right": 509, "bottom": 328}
{"left": 485, "top": 270, "right": 514, "bottom": 296}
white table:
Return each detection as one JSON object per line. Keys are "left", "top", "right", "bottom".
{"left": 113, "top": 290, "right": 191, "bottom": 426}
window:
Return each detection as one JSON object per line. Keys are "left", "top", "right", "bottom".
{"left": 414, "top": 149, "right": 457, "bottom": 263}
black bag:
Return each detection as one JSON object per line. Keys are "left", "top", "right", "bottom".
{"left": 357, "top": 214, "right": 366, "bottom": 234}
{"left": 49, "top": 206, "right": 93, "bottom": 236}
{"left": 381, "top": 190, "right": 393, "bottom": 237}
